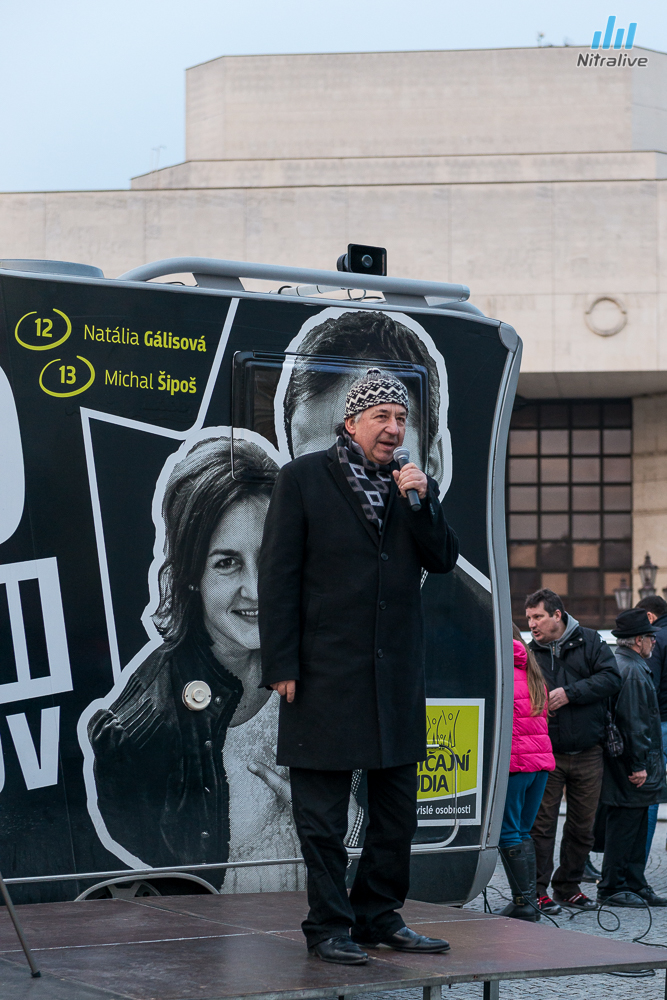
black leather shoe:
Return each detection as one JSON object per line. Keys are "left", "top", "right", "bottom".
{"left": 538, "top": 895, "right": 562, "bottom": 915}
{"left": 309, "top": 936, "right": 368, "bottom": 965}
{"left": 553, "top": 891, "right": 597, "bottom": 911}
{"left": 597, "top": 891, "right": 645, "bottom": 908}
{"left": 639, "top": 886, "right": 667, "bottom": 906}
{"left": 582, "top": 856, "right": 602, "bottom": 883}
{"left": 374, "top": 926, "right": 450, "bottom": 953}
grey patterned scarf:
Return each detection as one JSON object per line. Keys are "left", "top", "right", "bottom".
{"left": 336, "top": 431, "right": 392, "bottom": 532}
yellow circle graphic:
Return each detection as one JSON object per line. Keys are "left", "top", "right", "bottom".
{"left": 15, "top": 308, "right": 72, "bottom": 350}
{"left": 39, "top": 356, "right": 95, "bottom": 398}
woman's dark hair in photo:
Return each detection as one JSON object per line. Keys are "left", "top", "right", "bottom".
{"left": 153, "top": 436, "right": 278, "bottom": 649}
{"left": 283, "top": 311, "right": 441, "bottom": 456}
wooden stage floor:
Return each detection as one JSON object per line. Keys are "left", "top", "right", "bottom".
{"left": 1, "top": 892, "right": 667, "bottom": 1000}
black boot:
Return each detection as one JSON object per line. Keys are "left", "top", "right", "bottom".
{"left": 523, "top": 838, "right": 542, "bottom": 920}
{"left": 497, "top": 842, "right": 540, "bottom": 922}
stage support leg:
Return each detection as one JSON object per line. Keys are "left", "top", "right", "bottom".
{"left": 483, "top": 981, "right": 499, "bottom": 999}
{"left": 0, "top": 871, "right": 40, "bottom": 977}
{"left": 423, "top": 986, "right": 442, "bottom": 1000}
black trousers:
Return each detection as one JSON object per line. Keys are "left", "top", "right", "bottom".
{"left": 530, "top": 745, "right": 604, "bottom": 897}
{"left": 596, "top": 804, "right": 649, "bottom": 897}
{"left": 289, "top": 763, "right": 418, "bottom": 948}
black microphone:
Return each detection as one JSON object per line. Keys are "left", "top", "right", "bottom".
{"left": 393, "top": 447, "right": 422, "bottom": 512}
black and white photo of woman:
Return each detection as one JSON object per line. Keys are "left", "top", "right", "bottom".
{"left": 86, "top": 434, "right": 305, "bottom": 891}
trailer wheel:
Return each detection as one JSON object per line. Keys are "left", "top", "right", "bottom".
{"left": 75, "top": 873, "right": 218, "bottom": 900}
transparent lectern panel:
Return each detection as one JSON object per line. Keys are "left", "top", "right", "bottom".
{"left": 232, "top": 350, "right": 430, "bottom": 480}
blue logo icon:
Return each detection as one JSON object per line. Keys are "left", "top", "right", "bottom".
{"left": 592, "top": 16, "right": 637, "bottom": 50}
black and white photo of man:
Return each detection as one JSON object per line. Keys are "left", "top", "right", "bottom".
{"left": 276, "top": 309, "right": 451, "bottom": 494}
{"left": 274, "top": 308, "right": 490, "bottom": 610}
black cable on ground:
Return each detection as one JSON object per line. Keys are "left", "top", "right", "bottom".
{"left": 480, "top": 882, "right": 560, "bottom": 928}
{"left": 571, "top": 889, "right": 666, "bottom": 975}
{"left": 477, "top": 886, "right": 662, "bottom": 979}
{"left": 480, "top": 877, "right": 667, "bottom": 956}
{"left": 593, "top": 890, "right": 653, "bottom": 943}
{"left": 606, "top": 970, "right": 656, "bottom": 978}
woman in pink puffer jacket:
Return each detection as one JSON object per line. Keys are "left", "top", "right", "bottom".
{"left": 497, "top": 625, "right": 555, "bottom": 921}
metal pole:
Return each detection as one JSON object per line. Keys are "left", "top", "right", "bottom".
{"left": 0, "top": 871, "right": 40, "bottom": 977}
{"left": 4, "top": 846, "right": 481, "bottom": 886}
{"left": 115, "top": 256, "right": 470, "bottom": 302}
{"left": 423, "top": 986, "right": 442, "bottom": 1000}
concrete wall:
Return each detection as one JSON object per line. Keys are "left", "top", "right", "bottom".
{"left": 3, "top": 172, "right": 665, "bottom": 397}
{"left": 185, "top": 47, "right": 667, "bottom": 162}
{"left": 131, "top": 151, "right": 667, "bottom": 191}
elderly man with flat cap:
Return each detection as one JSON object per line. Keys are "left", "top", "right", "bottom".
{"left": 258, "top": 367, "right": 459, "bottom": 965}
{"left": 595, "top": 608, "right": 667, "bottom": 907}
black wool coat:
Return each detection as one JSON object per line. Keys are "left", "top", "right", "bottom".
{"left": 647, "top": 612, "right": 667, "bottom": 721}
{"left": 258, "top": 444, "right": 459, "bottom": 770}
{"left": 601, "top": 646, "right": 667, "bottom": 807}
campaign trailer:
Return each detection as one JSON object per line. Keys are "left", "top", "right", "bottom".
{"left": 0, "top": 255, "right": 520, "bottom": 906}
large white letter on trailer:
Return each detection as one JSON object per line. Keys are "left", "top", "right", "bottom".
{"left": 0, "top": 365, "right": 25, "bottom": 545}
{"left": 6, "top": 707, "right": 61, "bottom": 790}
{"left": 0, "top": 558, "right": 73, "bottom": 705}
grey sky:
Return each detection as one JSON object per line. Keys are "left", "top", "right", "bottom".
{"left": 1, "top": 0, "right": 664, "bottom": 192}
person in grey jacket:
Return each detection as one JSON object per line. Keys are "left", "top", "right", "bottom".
{"left": 596, "top": 608, "right": 667, "bottom": 907}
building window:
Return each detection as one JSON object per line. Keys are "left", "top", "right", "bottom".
{"left": 507, "top": 400, "right": 632, "bottom": 629}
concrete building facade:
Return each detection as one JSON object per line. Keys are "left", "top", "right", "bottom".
{"left": 1, "top": 45, "right": 666, "bottom": 623}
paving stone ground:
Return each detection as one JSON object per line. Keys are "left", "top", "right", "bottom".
{"left": 349, "top": 816, "right": 667, "bottom": 1000}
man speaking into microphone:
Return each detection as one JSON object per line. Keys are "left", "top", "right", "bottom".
{"left": 258, "top": 366, "right": 459, "bottom": 965}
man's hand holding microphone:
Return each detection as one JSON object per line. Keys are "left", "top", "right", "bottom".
{"left": 392, "top": 447, "right": 427, "bottom": 507}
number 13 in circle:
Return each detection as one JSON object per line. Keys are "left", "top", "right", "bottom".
{"left": 39, "top": 356, "right": 95, "bottom": 398}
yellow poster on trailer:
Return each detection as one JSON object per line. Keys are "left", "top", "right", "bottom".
{"left": 416, "top": 699, "right": 485, "bottom": 827}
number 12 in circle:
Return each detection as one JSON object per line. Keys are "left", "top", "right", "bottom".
{"left": 35, "top": 317, "right": 53, "bottom": 337}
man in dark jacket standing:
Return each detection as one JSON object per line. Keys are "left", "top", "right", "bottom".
{"left": 636, "top": 596, "right": 667, "bottom": 718}
{"left": 526, "top": 589, "right": 621, "bottom": 913}
{"left": 596, "top": 608, "right": 667, "bottom": 906}
{"left": 635, "top": 595, "right": 667, "bottom": 856}
{"left": 258, "top": 367, "right": 459, "bottom": 965}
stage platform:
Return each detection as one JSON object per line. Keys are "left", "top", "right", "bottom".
{"left": 2, "top": 892, "right": 667, "bottom": 1000}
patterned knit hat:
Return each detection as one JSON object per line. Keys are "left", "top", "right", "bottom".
{"left": 344, "top": 367, "right": 409, "bottom": 419}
